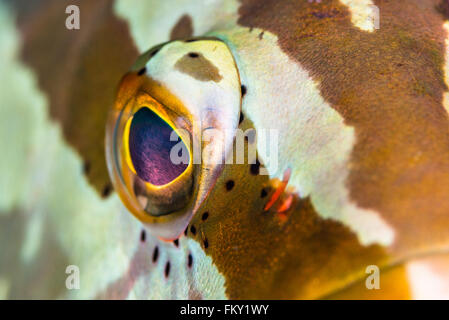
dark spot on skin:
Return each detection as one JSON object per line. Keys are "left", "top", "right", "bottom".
{"left": 203, "top": 238, "right": 209, "bottom": 249}
{"left": 261, "top": 187, "right": 270, "bottom": 198}
{"left": 101, "top": 183, "right": 112, "bottom": 198}
{"left": 165, "top": 261, "right": 171, "bottom": 278}
{"left": 150, "top": 48, "right": 160, "bottom": 58}
{"left": 250, "top": 159, "right": 261, "bottom": 175}
{"left": 190, "top": 225, "right": 197, "bottom": 235}
{"left": 170, "top": 14, "right": 193, "bottom": 40}
{"left": 226, "top": 180, "right": 235, "bottom": 191}
{"left": 82, "top": 161, "right": 91, "bottom": 174}
{"left": 175, "top": 53, "right": 223, "bottom": 82}
{"left": 241, "top": 84, "right": 247, "bottom": 97}
{"left": 173, "top": 239, "right": 179, "bottom": 247}
{"left": 137, "top": 67, "right": 146, "bottom": 76}
{"left": 258, "top": 31, "right": 264, "bottom": 40}
{"left": 140, "top": 230, "right": 146, "bottom": 242}
{"left": 312, "top": 9, "right": 339, "bottom": 19}
{"left": 188, "top": 253, "right": 193, "bottom": 268}
{"left": 436, "top": 0, "right": 449, "bottom": 20}
{"left": 232, "top": 3, "right": 449, "bottom": 298}
{"left": 185, "top": 39, "right": 198, "bottom": 43}
{"left": 237, "top": 0, "right": 449, "bottom": 256}
{"left": 239, "top": 113, "right": 244, "bottom": 124}
{"left": 202, "top": 212, "right": 209, "bottom": 221}
{"left": 152, "top": 246, "right": 159, "bottom": 263}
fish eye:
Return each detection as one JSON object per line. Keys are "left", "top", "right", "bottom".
{"left": 125, "top": 107, "right": 190, "bottom": 186}
{"left": 105, "top": 37, "right": 241, "bottom": 240}
{"left": 106, "top": 86, "right": 195, "bottom": 224}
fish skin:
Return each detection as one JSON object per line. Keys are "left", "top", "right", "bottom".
{"left": 1, "top": 0, "right": 449, "bottom": 299}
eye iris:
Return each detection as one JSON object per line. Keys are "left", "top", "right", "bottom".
{"left": 128, "top": 107, "right": 189, "bottom": 186}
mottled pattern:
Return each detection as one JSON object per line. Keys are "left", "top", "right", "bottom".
{"left": 209, "top": 23, "right": 395, "bottom": 247}
{"left": 3, "top": 0, "right": 449, "bottom": 300}
{"left": 0, "top": 0, "right": 227, "bottom": 299}
{"left": 186, "top": 118, "right": 387, "bottom": 299}
{"left": 10, "top": 0, "right": 139, "bottom": 195}
{"left": 237, "top": 0, "right": 449, "bottom": 257}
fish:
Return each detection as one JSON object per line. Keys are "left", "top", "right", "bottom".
{"left": 1, "top": 0, "right": 449, "bottom": 299}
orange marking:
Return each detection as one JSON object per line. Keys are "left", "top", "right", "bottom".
{"left": 158, "top": 236, "right": 178, "bottom": 243}
{"left": 277, "top": 194, "right": 293, "bottom": 224}
{"left": 277, "top": 194, "right": 293, "bottom": 213}
{"left": 264, "top": 168, "right": 292, "bottom": 211}
{"left": 278, "top": 211, "right": 288, "bottom": 224}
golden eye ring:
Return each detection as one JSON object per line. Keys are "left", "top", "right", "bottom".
{"left": 106, "top": 88, "right": 195, "bottom": 223}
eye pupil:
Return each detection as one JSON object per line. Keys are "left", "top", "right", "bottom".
{"left": 128, "top": 107, "right": 189, "bottom": 186}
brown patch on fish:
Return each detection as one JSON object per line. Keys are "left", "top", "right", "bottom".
{"left": 237, "top": 0, "right": 449, "bottom": 256}
{"left": 188, "top": 119, "right": 388, "bottom": 299}
{"left": 170, "top": 14, "right": 194, "bottom": 40}
{"left": 11, "top": 0, "right": 139, "bottom": 194}
{"left": 175, "top": 53, "right": 223, "bottom": 82}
